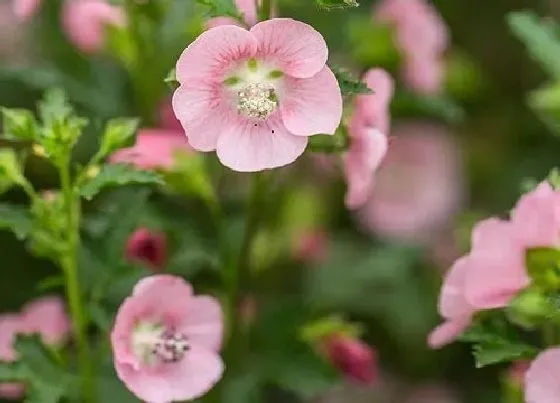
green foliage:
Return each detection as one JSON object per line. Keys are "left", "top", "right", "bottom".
{"left": 195, "top": 0, "right": 242, "bottom": 19}
{"left": 506, "top": 287, "right": 555, "bottom": 328}
{"left": 508, "top": 12, "right": 560, "bottom": 78}
{"left": 393, "top": 91, "right": 465, "bottom": 124}
{"left": 97, "top": 118, "right": 139, "bottom": 161}
{"left": 1, "top": 108, "right": 38, "bottom": 141}
{"left": 316, "top": 0, "right": 359, "bottom": 10}
{"left": 526, "top": 247, "right": 560, "bottom": 291}
{"left": 331, "top": 66, "right": 373, "bottom": 97}
{"left": 0, "top": 204, "right": 33, "bottom": 240}
{"left": 0, "top": 149, "right": 26, "bottom": 187}
{"left": 529, "top": 81, "right": 560, "bottom": 134}
{"left": 79, "top": 164, "right": 164, "bottom": 200}
{"left": 460, "top": 317, "right": 538, "bottom": 368}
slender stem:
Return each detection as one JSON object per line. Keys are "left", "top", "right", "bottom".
{"left": 60, "top": 158, "right": 94, "bottom": 402}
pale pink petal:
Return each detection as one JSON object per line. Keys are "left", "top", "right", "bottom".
{"left": 175, "top": 25, "right": 258, "bottom": 83}
{"left": 20, "top": 296, "right": 70, "bottom": 345}
{"left": 132, "top": 275, "right": 192, "bottom": 297}
{"left": 216, "top": 114, "right": 307, "bottom": 172}
{"left": 353, "top": 69, "right": 394, "bottom": 134}
{"left": 427, "top": 316, "right": 471, "bottom": 349}
{"left": 280, "top": 66, "right": 342, "bottom": 136}
{"left": 115, "top": 345, "right": 224, "bottom": 403}
{"left": 250, "top": 18, "right": 328, "bottom": 78}
{"left": 465, "top": 219, "right": 530, "bottom": 309}
{"left": 344, "top": 128, "right": 388, "bottom": 209}
{"left": 12, "top": 0, "right": 41, "bottom": 21}
{"left": 525, "top": 348, "right": 560, "bottom": 403}
{"left": 181, "top": 296, "right": 223, "bottom": 351}
{"left": 235, "top": 0, "right": 257, "bottom": 26}
{"left": 171, "top": 83, "right": 232, "bottom": 152}
{"left": 62, "top": 1, "right": 126, "bottom": 53}
{"left": 205, "top": 16, "right": 244, "bottom": 29}
{"left": 402, "top": 54, "right": 444, "bottom": 95}
{"left": 439, "top": 256, "right": 473, "bottom": 319}
{"left": 511, "top": 181, "right": 560, "bottom": 248}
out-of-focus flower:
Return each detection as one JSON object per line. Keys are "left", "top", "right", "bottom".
{"left": 430, "top": 182, "right": 560, "bottom": 348}
{"left": 344, "top": 69, "right": 394, "bottom": 210}
{"left": 0, "top": 315, "right": 24, "bottom": 400}
{"left": 109, "top": 129, "right": 192, "bottom": 170}
{"left": 293, "top": 229, "right": 329, "bottom": 264}
{"left": 20, "top": 296, "right": 71, "bottom": 345}
{"left": 375, "top": 0, "right": 449, "bottom": 95}
{"left": 12, "top": 0, "right": 41, "bottom": 21}
{"left": 62, "top": 0, "right": 126, "bottom": 53}
{"left": 111, "top": 275, "right": 224, "bottom": 403}
{"left": 525, "top": 348, "right": 560, "bottom": 403}
{"left": 172, "top": 19, "right": 342, "bottom": 172}
{"left": 359, "top": 123, "right": 462, "bottom": 243}
{"left": 125, "top": 228, "right": 167, "bottom": 271}
{"left": 325, "top": 334, "right": 378, "bottom": 385}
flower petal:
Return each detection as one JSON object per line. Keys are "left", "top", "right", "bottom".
{"left": 525, "top": 348, "right": 560, "bottom": 403}
{"left": 427, "top": 316, "right": 471, "bottom": 349}
{"left": 250, "top": 18, "right": 328, "bottom": 78}
{"left": 216, "top": 114, "right": 307, "bottom": 172}
{"left": 181, "top": 296, "right": 223, "bottom": 352}
{"left": 439, "top": 256, "right": 473, "bottom": 319}
{"left": 280, "top": 66, "right": 342, "bottom": 136}
{"left": 115, "top": 346, "right": 224, "bottom": 403}
{"left": 175, "top": 25, "right": 258, "bottom": 83}
{"left": 353, "top": 69, "right": 394, "bottom": 134}
{"left": 20, "top": 296, "right": 70, "bottom": 345}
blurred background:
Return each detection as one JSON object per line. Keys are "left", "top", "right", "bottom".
{"left": 0, "top": 0, "right": 558, "bottom": 402}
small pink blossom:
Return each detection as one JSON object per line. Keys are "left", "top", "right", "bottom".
{"left": 62, "top": 0, "right": 126, "bottom": 53}
{"left": 111, "top": 275, "right": 224, "bottom": 403}
{"left": 109, "top": 129, "right": 192, "bottom": 170}
{"left": 344, "top": 69, "right": 393, "bottom": 210}
{"left": 12, "top": 0, "right": 41, "bottom": 22}
{"left": 525, "top": 348, "right": 560, "bottom": 403}
{"left": 325, "top": 335, "right": 378, "bottom": 385}
{"left": 20, "top": 296, "right": 71, "bottom": 345}
{"left": 359, "top": 123, "right": 462, "bottom": 242}
{"left": 125, "top": 228, "right": 167, "bottom": 271}
{"left": 172, "top": 19, "right": 343, "bottom": 172}
{"left": 375, "top": 0, "right": 449, "bottom": 95}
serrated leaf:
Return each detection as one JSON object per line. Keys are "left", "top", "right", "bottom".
{"left": 508, "top": 11, "right": 560, "bottom": 77}
{"left": 316, "top": 0, "right": 359, "bottom": 10}
{"left": 79, "top": 164, "right": 163, "bottom": 200}
{"left": 0, "top": 204, "right": 33, "bottom": 240}
{"left": 331, "top": 67, "right": 372, "bottom": 97}
{"left": 98, "top": 118, "right": 140, "bottom": 159}
{"left": 195, "top": 0, "right": 242, "bottom": 19}
{"left": 472, "top": 341, "right": 537, "bottom": 368}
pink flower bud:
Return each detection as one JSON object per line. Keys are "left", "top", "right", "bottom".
{"left": 125, "top": 228, "right": 167, "bottom": 271}
{"left": 326, "top": 335, "right": 378, "bottom": 385}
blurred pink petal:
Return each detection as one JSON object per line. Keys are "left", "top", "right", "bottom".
{"left": 20, "top": 296, "right": 71, "bottom": 345}
{"left": 427, "top": 316, "right": 471, "bottom": 349}
{"left": 0, "top": 315, "right": 26, "bottom": 399}
{"left": 326, "top": 335, "right": 378, "bottom": 385}
{"left": 125, "top": 228, "right": 167, "bottom": 271}
{"left": 12, "top": 0, "right": 41, "bottom": 21}
{"left": 525, "top": 348, "right": 560, "bottom": 403}
{"left": 293, "top": 229, "right": 329, "bottom": 263}
{"left": 111, "top": 275, "right": 224, "bottom": 402}
{"left": 109, "top": 129, "right": 192, "bottom": 170}
{"left": 62, "top": 0, "right": 126, "bottom": 54}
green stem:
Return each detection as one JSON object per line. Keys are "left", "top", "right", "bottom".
{"left": 60, "top": 158, "right": 94, "bottom": 402}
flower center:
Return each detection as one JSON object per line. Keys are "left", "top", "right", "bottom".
{"left": 236, "top": 82, "right": 278, "bottom": 120}
{"left": 132, "top": 322, "right": 190, "bottom": 366}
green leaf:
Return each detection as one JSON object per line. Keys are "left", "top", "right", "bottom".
{"left": 0, "top": 361, "right": 26, "bottom": 382}
{"left": 195, "top": 0, "right": 242, "bottom": 19}
{"left": 79, "top": 164, "right": 164, "bottom": 200}
{"left": 331, "top": 66, "right": 373, "bottom": 97}
{"left": 97, "top": 118, "right": 140, "bottom": 159}
{"left": 0, "top": 148, "right": 25, "bottom": 185}
{"left": 526, "top": 247, "right": 560, "bottom": 290}
{"left": 508, "top": 12, "right": 560, "bottom": 77}
{"left": 316, "top": 0, "right": 359, "bottom": 10}
{"left": 1, "top": 108, "right": 38, "bottom": 141}
{"left": 0, "top": 204, "right": 33, "bottom": 240}
{"left": 472, "top": 342, "right": 537, "bottom": 368}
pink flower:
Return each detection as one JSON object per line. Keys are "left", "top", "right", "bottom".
{"left": 525, "top": 348, "right": 560, "bottom": 403}
{"left": 172, "top": 19, "right": 343, "bottom": 172}
{"left": 62, "top": 0, "right": 126, "bottom": 53}
{"left": 375, "top": 0, "right": 449, "bottom": 95}
{"left": 325, "top": 335, "right": 378, "bottom": 385}
{"left": 12, "top": 0, "right": 41, "bottom": 21}
{"left": 293, "top": 229, "right": 329, "bottom": 263}
{"left": 125, "top": 228, "right": 167, "bottom": 271}
{"left": 111, "top": 275, "right": 224, "bottom": 403}
{"left": 206, "top": 0, "right": 258, "bottom": 29}
{"left": 19, "top": 296, "right": 71, "bottom": 345}
{"left": 359, "top": 123, "right": 462, "bottom": 242}
{"left": 109, "top": 129, "right": 192, "bottom": 170}
{"left": 0, "top": 315, "right": 25, "bottom": 399}
{"left": 344, "top": 69, "right": 393, "bottom": 210}
{"left": 428, "top": 257, "right": 474, "bottom": 348}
